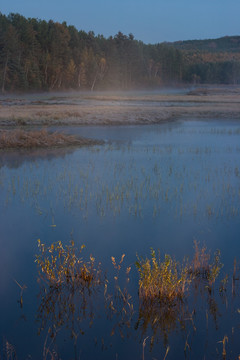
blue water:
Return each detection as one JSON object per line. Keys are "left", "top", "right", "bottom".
{"left": 1, "top": 119, "right": 240, "bottom": 359}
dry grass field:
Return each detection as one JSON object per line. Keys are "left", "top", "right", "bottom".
{"left": 0, "top": 86, "right": 240, "bottom": 148}
{"left": 0, "top": 87, "right": 240, "bottom": 128}
{"left": 0, "top": 129, "right": 100, "bottom": 149}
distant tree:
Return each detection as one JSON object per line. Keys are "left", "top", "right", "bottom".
{"left": 1, "top": 23, "right": 21, "bottom": 92}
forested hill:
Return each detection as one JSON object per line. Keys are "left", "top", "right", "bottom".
{"left": 170, "top": 36, "right": 240, "bottom": 84}
{"left": 169, "top": 36, "right": 240, "bottom": 53}
{"left": 1, "top": 12, "right": 240, "bottom": 93}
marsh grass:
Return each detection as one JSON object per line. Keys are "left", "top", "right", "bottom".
{"left": 3, "top": 340, "right": 17, "bottom": 360}
{"left": 0, "top": 129, "right": 97, "bottom": 149}
{"left": 189, "top": 240, "right": 223, "bottom": 286}
{"left": 1, "top": 89, "right": 240, "bottom": 128}
{"left": 1, "top": 141, "right": 240, "bottom": 223}
{"left": 104, "top": 255, "right": 133, "bottom": 338}
{"left": 32, "top": 240, "right": 240, "bottom": 358}
{"left": 36, "top": 241, "right": 134, "bottom": 346}
{"left": 35, "top": 239, "right": 101, "bottom": 289}
{"left": 36, "top": 240, "right": 103, "bottom": 343}
{"left": 135, "top": 244, "right": 224, "bottom": 349}
{"left": 136, "top": 249, "right": 190, "bottom": 304}
{"left": 136, "top": 243, "right": 223, "bottom": 307}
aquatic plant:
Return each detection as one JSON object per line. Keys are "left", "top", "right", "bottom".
{"left": 33, "top": 238, "right": 240, "bottom": 359}
{"left": 3, "top": 340, "right": 17, "bottom": 360}
{"left": 136, "top": 242, "right": 223, "bottom": 306}
{"left": 190, "top": 240, "right": 223, "bottom": 285}
{"left": 35, "top": 239, "right": 101, "bottom": 289}
{"left": 136, "top": 249, "right": 191, "bottom": 304}
{"left": 104, "top": 254, "right": 133, "bottom": 337}
{"left": 135, "top": 243, "right": 224, "bottom": 349}
{"left": 36, "top": 240, "right": 103, "bottom": 343}
{"left": 13, "top": 278, "right": 27, "bottom": 308}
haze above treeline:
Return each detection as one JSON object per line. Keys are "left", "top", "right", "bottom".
{"left": 1, "top": 12, "right": 240, "bottom": 93}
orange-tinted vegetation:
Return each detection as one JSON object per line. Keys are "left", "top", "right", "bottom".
{"left": 0, "top": 129, "right": 97, "bottom": 149}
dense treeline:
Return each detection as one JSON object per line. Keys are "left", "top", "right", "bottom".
{"left": 1, "top": 12, "right": 240, "bottom": 92}
{"left": 170, "top": 36, "right": 240, "bottom": 52}
{"left": 0, "top": 12, "right": 184, "bottom": 92}
{"left": 170, "top": 37, "right": 240, "bottom": 85}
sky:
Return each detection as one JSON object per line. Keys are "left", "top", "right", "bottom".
{"left": 1, "top": 0, "right": 239, "bottom": 44}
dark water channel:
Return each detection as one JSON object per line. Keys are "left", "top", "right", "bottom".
{"left": 1, "top": 119, "right": 240, "bottom": 359}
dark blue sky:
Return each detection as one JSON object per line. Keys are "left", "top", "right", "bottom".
{"left": 1, "top": 0, "right": 239, "bottom": 44}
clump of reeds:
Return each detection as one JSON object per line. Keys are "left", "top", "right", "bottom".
{"left": 136, "top": 243, "right": 223, "bottom": 305}
{"left": 35, "top": 239, "right": 101, "bottom": 289}
{"left": 36, "top": 240, "right": 103, "bottom": 343}
{"left": 0, "top": 128, "right": 95, "bottom": 149}
{"left": 189, "top": 240, "right": 223, "bottom": 285}
{"left": 136, "top": 249, "right": 190, "bottom": 304}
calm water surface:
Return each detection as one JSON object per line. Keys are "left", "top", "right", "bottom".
{"left": 1, "top": 119, "right": 240, "bottom": 359}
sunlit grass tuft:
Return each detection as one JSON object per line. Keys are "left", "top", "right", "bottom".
{"left": 136, "top": 243, "right": 223, "bottom": 305}
{"left": 136, "top": 249, "right": 191, "bottom": 304}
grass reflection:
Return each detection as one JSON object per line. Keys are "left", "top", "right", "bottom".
{"left": 36, "top": 240, "right": 102, "bottom": 341}
{"left": 35, "top": 240, "right": 226, "bottom": 352}
{"left": 1, "top": 140, "right": 240, "bottom": 222}
{"left": 36, "top": 240, "right": 134, "bottom": 348}
{"left": 3, "top": 240, "right": 240, "bottom": 359}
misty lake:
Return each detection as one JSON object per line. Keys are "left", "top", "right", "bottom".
{"left": 1, "top": 118, "right": 240, "bottom": 359}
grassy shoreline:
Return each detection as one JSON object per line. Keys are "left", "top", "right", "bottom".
{"left": 1, "top": 87, "right": 240, "bottom": 128}
{"left": 0, "top": 128, "right": 102, "bottom": 150}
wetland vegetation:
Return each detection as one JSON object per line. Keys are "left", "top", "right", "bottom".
{"left": 1, "top": 88, "right": 240, "bottom": 127}
{"left": 2, "top": 238, "right": 240, "bottom": 360}
{"left": 1, "top": 105, "right": 240, "bottom": 359}
{"left": 0, "top": 128, "right": 101, "bottom": 149}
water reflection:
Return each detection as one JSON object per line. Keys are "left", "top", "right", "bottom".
{"left": 36, "top": 240, "right": 102, "bottom": 336}
{"left": 33, "top": 240, "right": 240, "bottom": 359}
{"left": 1, "top": 141, "right": 240, "bottom": 222}
{"left": 35, "top": 241, "right": 134, "bottom": 357}
{"left": 136, "top": 297, "right": 191, "bottom": 348}
{"left": 1, "top": 121, "right": 240, "bottom": 359}
{"left": 0, "top": 147, "right": 81, "bottom": 169}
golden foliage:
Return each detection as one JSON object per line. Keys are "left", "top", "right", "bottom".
{"left": 136, "top": 249, "right": 190, "bottom": 304}
{"left": 35, "top": 239, "right": 101, "bottom": 289}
